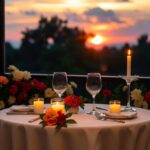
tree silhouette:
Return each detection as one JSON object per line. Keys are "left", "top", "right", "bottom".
{"left": 4, "top": 16, "right": 150, "bottom": 76}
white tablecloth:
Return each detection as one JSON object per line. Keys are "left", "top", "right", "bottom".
{"left": 0, "top": 104, "right": 150, "bottom": 150}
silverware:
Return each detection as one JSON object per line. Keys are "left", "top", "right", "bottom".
{"left": 95, "top": 112, "right": 125, "bottom": 123}
{"left": 28, "top": 117, "right": 40, "bottom": 123}
{"left": 96, "top": 107, "right": 108, "bottom": 111}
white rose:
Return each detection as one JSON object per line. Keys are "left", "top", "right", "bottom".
{"left": 142, "top": 101, "right": 148, "bottom": 109}
{"left": 66, "top": 85, "right": 74, "bottom": 95}
{"left": 131, "top": 89, "right": 143, "bottom": 101}
{"left": 8, "top": 96, "right": 16, "bottom": 104}
{"left": 70, "top": 81, "right": 77, "bottom": 88}
{"left": 45, "top": 88, "right": 56, "bottom": 98}
{"left": 8, "top": 65, "right": 19, "bottom": 71}
{"left": 12, "top": 70, "right": 24, "bottom": 81}
{"left": 23, "top": 71, "right": 31, "bottom": 80}
{"left": 122, "top": 85, "right": 128, "bottom": 92}
{"left": 133, "top": 99, "right": 143, "bottom": 107}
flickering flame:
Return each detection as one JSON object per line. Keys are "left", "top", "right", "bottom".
{"left": 128, "top": 49, "right": 131, "bottom": 56}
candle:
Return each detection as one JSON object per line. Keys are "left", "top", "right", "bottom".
{"left": 127, "top": 49, "right": 131, "bottom": 77}
{"left": 109, "top": 100, "right": 121, "bottom": 113}
{"left": 33, "top": 98, "right": 44, "bottom": 114}
{"left": 51, "top": 98, "right": 65, "bottom": 113}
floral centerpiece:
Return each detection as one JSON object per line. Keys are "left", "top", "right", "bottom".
{"left": 39, "top": 107, "right": 76, "bottom": 131}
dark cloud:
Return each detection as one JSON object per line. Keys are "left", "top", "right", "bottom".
{"left": 64, "top": 7, "right": 124, "bottom": 24}
{"left": 118, "top": 0, "right": 130, "bottom": 2}
{"left": 65, "top": 13, "right": 85, "bottom": 22}
{"left": 110, "top": 19, "right": 150, "bottom": 36}
{"left": 84, "top": 7, "right": 123, "bottom": 23}
{"left": 20, "top": 10, "right": 38, "bottom": 16}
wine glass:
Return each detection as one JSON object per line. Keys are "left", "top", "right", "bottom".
{"left": 52, "top": 72, "right": 68, "bottom": 98}
{"left": 122, "top": 77, "right": 136, "bottom": 112}
{"left": 86, "top": 73, "right": 102, "bottom": 115}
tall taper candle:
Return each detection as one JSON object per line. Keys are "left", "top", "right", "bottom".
{"left": 127, "top": 49, "right": 131, "bottom": 77}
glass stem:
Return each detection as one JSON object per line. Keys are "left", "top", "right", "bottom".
{"left": 58, "top": 93, "right": 61, "bottom": 98}
{"left": 92, "top": 95, "right": 96, "bottom": 111}
{"left": 127, "top": 82, "right": 131, "bottom": 108}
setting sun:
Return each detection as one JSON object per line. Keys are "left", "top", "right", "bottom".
{"left": 89, "top": 35, "right": 104, "bottom": 45}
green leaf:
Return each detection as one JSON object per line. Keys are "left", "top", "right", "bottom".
{"left": 63, "top": 123, "right": 67, "bottom": 128}
{"left": 65, "top": 104, "right": 70, "bottom": 111}
{"left": 66, "top": 119, "right": 77, "bottom": 124}
{"left": 66, "top": 113, "right": 72, "bottom": 118}
{"left": 40, "top": 114, "right": 45, "bottom": 120}
{"left": 80, "top": 103, "right": 84, "bottom": 109}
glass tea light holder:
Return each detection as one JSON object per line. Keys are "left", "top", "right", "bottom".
{"left": 51, "top": 98, "right": 65, "bottom": 113}
{"left": 33, "top": 98, "right": 44, "bottom": 114}
{"left": 109, "top": 100, "right": 121, "bottom": 113}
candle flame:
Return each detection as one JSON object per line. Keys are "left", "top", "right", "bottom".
{"left": 56, "top": 102, "right": 59, "bottom": 105}
{"left": 128, "top": 49, "right": 131, "bottom": 56}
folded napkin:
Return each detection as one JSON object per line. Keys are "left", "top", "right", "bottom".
{"left": 105, "top": 111, "right": 137, "bottom": 119}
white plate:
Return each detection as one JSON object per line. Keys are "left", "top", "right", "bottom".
{"left": 10, "top": 106, "right": 34, "bottom": 112}
{"left": 105, "top": 112, "right": 137, "bottom": 119}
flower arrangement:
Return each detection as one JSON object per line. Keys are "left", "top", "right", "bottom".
{"left": 39, "top": 107, "right": 76, "bottom": 131}
{"left": 3, "top": 65, "right": 46, "bottom": 106}
{"left": 0, "top": 76, "right": 9, "bottom": 109}
{"left": 1, "top": 65, "right": 150, "bottom": 111}
{"left": 131, "top": 88, "right": 149, "bottom": 109}
{"left": 0, "top": 65, "right": 83, "bottom": 110}
{"left": 64, "top": 95, "right": 85, "bottom": 113}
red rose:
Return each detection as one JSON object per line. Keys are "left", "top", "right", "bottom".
{"left": 23, "top": 83, "right": 32, "bottom": 92}
{"left": 17, "top": 91, "right": 27, "bottom": 102}
{"left": 64, "top": 95, "right": 80, "bottom": 108}
{"left": 36, "top": 82, "right": 46, "bottom": 91}
{"left": 102, "top": 89, "right": 112, "bottom": 97}
{"left": 30, "top": 79, "right": 46, "bottom": 91}
{"left": 9, "top": 84, "right": 18, "bottom": 95}
{"left": 56, "top": 111, "right": 67, "bottom": 125}
{"left": 144, "top": 91, "right": 150, "bottom": 104}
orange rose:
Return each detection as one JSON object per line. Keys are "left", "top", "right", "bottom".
{"left": 0, "top": 76, "right": 9, "bottom": 85}
{"left": 43, "top": 115, "right": 57, "bottom": 126}
{"left": 43, "top": 108, "right": 58, "bottom": 126}
{"left": 45, "top": 107, "right": 58, "bottom": 116}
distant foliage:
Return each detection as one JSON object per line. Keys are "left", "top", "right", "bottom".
{"left": 5, "top": 16, "right": 150, "bottom": 76}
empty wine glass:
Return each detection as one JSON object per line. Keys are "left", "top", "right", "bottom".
{"left": 52, "top": 72, "right": 68, "bottom": 98}
{"left": 86, "top": 73, "right": 102, "bottom": 115}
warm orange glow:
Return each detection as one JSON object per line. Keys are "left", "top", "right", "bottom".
{"left": 128, "top": 49, "right": 131, "bottom": 56}
{"left": 89, "top": 35, "right": 104, "bottom": 45}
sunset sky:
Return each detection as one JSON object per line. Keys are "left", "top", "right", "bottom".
{"left": 5, "top": 0, "right": 150, "bottom": 48}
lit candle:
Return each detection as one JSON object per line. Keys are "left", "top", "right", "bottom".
{"left": 109, "top": 100, "right": 121, "bottom": 113}
{"left": 33, "top": 98, "right": 44, "bottom": 114}
{"left": 127, "top": 49, "right": 131, "bottom": 77}
{"left": 51, "top": 98, "right": 65, "bottom": 113}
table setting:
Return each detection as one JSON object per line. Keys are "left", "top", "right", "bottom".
{"left": 1, "top": 50, "right": 150, "bottom": 150}
{"left": 1, "top": 103, "right": 150, "bottom": 150}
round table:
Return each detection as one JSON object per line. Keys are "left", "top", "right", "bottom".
{"left": 0, "top": 104, "right": 150, "bottom": 150}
